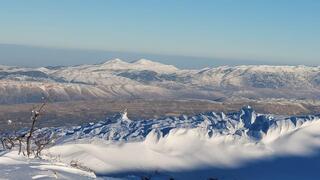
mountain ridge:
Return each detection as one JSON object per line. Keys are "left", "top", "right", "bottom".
{"left": 0, "top": 58, "right": 320, "bottom": 104}
{"left": 12, "top": 106, "right": 319, "bottom": 144}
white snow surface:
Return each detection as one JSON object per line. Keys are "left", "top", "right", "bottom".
{"left": 0, "top": 150, "right": 96, "bottom": 179}
{"left": 2, "top": 107, "right": 320, "bottom": 179}
{"left": 47, "top": 108, "right": 320, "bottom": 173}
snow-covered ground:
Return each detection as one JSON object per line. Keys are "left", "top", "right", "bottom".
{"left": 1, "top": 107, "right": 320, "bottom": 179}
{"left": 0, "top": 151, "right": 96, "bottom": 179}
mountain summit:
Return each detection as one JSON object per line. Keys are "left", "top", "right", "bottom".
{"left": 100, "top": 58, "right": 179, "bottom": 72}
{"left": 102, "top": 58, "right": 128, "bottom": 65}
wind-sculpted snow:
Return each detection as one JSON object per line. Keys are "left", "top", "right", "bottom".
{"left": 36, "top": 107, "right": 320, "bottom": 176}
{"left": 3, "top": 107, "right": 319, "bottom": 178}
{"left": 52, "top": 106, "right": 319, "bottom": 144}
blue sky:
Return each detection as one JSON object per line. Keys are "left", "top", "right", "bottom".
{"left": 0, "top": 0, "right": 319, "bottom": 67}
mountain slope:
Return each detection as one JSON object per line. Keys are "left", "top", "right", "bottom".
{"left": 0, "top": 59, "right": 320, "bottom": 104}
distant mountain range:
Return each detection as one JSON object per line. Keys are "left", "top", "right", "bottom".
{"left": 0, "top": 58, "right": 320, "bottom": 104}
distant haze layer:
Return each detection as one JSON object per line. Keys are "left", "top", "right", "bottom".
{"left": 0, "top": 44, "right": 318, "bottom": 69}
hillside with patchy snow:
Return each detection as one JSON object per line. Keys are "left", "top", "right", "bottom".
{"left": 0, "top": 59, "right": 320, "bottom": 103}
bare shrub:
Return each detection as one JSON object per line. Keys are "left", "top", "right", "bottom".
{"left": 26, "top": 97, "right": 48, "bottom": 157}
{"left": 33, "top": 130, "right": 56, "bottom": 158}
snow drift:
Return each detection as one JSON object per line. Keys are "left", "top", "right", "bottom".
{"left": 37, "top": 106, "right": 320, "bottom": 176}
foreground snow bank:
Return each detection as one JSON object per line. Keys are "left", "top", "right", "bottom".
{"left": 46, "top": 119, "right": 320, "bottom": 176}
{"left": 2, "top": 107, "right": 320, "bottom": 179}
{"left": 0, "top": 151, "right": 96, "bottom": 179}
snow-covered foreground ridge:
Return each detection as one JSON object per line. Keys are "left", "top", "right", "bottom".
{"left": 1, "top": 58, "right": 320, "bottom": 103}
{"left": 1, "top": 107, "right": 320, "bottom": 178}
{"left": 34, "top": 107, "right": 320, "bottom": 175}
{"left": 59, "top": 106, "right": 319, "bottom": 143}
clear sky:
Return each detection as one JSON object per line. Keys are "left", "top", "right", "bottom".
{"left": 0, "top": 0, "right": 319, "bottom": 67}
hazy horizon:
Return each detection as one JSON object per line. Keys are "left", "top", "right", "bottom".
{"left": 1, "top": 1, "right": 319, "bottom": 68}
{"left": 0, "top": 43, "right": 319, "bottom": 69}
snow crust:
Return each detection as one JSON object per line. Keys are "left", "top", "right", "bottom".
{"left": 1, "top": 107, "right": 320, "bottom": 179}
{"left": 0, "top": 151, "right": 96, "bottom": 179}
{"left": 40, "top": 107, "right": 320, "bottom": 175}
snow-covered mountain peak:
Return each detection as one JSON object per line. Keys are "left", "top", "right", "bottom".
{"left": 132, "top": 58, "right": 179, "bottom": 72}
{"left": 102, "top": 58, "right": 128, "bottom": 65}
{"left": 96, "top": 58, "right": 179, "bottom": 72}
{"left": 132, "top": 58, "right": 154, "bottom": 64}
{"left": 36, "top": 67, "right": 50, "bottom": 73}
{"left": 96, "top": 58, "right": 133, "bottom": 71}
{"left": 133, "top": 58, "right": 165, "bottom": 66}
